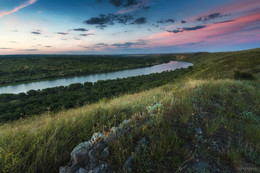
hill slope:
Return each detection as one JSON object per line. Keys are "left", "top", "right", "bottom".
{"left": 0, "top": 48, "right": 259, "bottom": 173}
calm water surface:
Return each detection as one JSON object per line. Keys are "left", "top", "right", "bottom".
{"left": 0, "top": 61, "right": 192, "bottom": 94}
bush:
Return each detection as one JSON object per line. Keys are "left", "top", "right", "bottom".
{"left": 234, "top": 71, "right": 255, "bottom": 80}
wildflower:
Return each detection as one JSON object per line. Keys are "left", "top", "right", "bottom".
{"left": 105, "top": 132, "right": 109, "bottom": 138}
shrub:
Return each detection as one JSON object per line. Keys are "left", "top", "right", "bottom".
{"left": 234, "top": 71, "right": 255, "bottom": 80}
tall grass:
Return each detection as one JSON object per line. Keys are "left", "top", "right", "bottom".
{"left": 0, "top": 79, "right": 259, "bottom": 172}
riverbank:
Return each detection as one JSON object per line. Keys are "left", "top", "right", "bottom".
{"left": 0, "top": 61, "right": 192, "bottom": 94}
{"left": 0, "top": 55, "right": 177, "bottom": 86}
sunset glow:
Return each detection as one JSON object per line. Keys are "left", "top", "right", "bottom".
{"left": 0, "top": 0, "right": 260, "bottom": 54}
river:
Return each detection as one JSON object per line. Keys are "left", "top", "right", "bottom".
{"left": 0, "top": 61, "right": 192, "bottom": 94}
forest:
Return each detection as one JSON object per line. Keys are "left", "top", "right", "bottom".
{"left": 0, "top": 54, "right": 176, "bottom": 85}
{"left": 0, "top": 67, "right": 192, "bottom": 123}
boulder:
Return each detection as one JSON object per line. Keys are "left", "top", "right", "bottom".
{"left": 89, "top": 149, "right": 99, "bottom": 170}
{"left": 72, "top": 150, "right": 90, "bottom": 166}
{"left": 95, "top": 138, "right": 107, "bottom": 152}
{"left": 71, "top": 141, "right": 91, "bottom": 156}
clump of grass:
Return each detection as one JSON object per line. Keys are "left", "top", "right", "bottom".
{"left": 205, "top": 117, "right": 221, "bottom": 136}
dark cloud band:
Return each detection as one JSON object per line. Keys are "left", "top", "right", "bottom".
{"left": 57, "top": 32, "right": 69, "bottom": 35}
{"left": 73, "top": 28, "right": 88, "bottom": 32}
{"left": 31, "top": 31, "right": 41, "bottom": 34}
{"left": 84, "top": 14, "right": 146, "bottom": 29}
{"left": 157, "top": 19, "right": 175, "bottom": 24}
{"left": 167, "top": 25, "right": 207, "bottom": 33}
{"left": 197, "top": 13, "right": 225, "bottom": 22}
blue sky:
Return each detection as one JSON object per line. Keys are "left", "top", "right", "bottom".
{"left": 0, "top": 0, "right": 260, "bottom": 54}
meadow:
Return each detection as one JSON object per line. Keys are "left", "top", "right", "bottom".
{"left": 0, "top": 48, "right": 259, "bottom": 172}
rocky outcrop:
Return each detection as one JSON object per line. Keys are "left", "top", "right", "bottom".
{"left": 60, "top": 118, "right": 132, "bottom": 173}
{"left": 60, "top": 104, "right": 158, "bottom": 173}
{"left": 59, "top": 132, "right": 111, "bottom": 173}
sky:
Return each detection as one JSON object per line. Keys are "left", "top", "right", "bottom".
{"left": 0, "top": 0, "right": 260, "bottom": 54}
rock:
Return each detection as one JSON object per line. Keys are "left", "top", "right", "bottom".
{"left": 93, "top": 163, "right": 111, "bottom": 173}
{"left": 66, "top": 164, "right": 80, "bottom": 173}
{"left": 71, "top": 133, "right": 105, "bottom": 157}
{"left": 123, "top": 154, "right": 134, "bottom": 173}
{"left": 71, "top": 141, "right": 91, "bottom": 156}
{"left": 89, "top": 149, "right": 99, "bottom": 170}
{"left": 62, "top": 118, "right": 136, "bottom": 173}
{"left": 59, "top": 166, "right": 68, "bottom": 173}
{"left": 95, "top": 138, "right": 107, "bottom": 152}
{"left": 76, "top": 168, "right": 88, "bottom": 173}
{"left": 72, "top": 150, "right": 90, "bottom": 166}
{"left": 91, "top": 133, "right": 104, "bottom": 142}
{"left": 101, "top": 147, "right": 109, "bottom": 160}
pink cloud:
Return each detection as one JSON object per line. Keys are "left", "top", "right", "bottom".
{"left": 186, "top": 0, "right": 260, "bottom": 23}
{"left": 221, "top": 0, "right": 260, "bottom": 14}
{"left": 0, "top": 0, "right": 37, "bottom": 18}
{"left": 144, "top": 11, "right": 260, "bottom": 48}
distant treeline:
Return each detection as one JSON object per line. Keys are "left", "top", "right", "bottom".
{"left": 0, "top": 54, "right": 176, "bottom": 85}
{"left": 0, "top": 67, "right": 192, "bottom": 123}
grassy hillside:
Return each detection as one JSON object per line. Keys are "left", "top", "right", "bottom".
{"left": 178, "top": 48, "right": 260, "bottom": 79}
{"left": 0, "top": 48, "right": 259, "bottom": 172}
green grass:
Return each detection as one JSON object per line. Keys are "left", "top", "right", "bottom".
{"left": 177, "top": 48, "right": 260, "bottom": 79}
{"left": 0, "top": 48, "right": 260, "bottom": 172}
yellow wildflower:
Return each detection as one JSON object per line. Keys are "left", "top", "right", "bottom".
{"left": 142, "top": 125, "right": 146, "bottom": 132}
